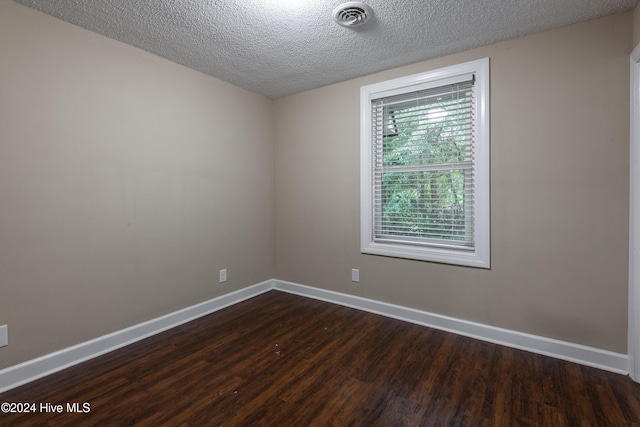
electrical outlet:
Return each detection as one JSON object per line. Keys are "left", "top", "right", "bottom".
{"left": 219, "top": 269, "right": 227, "bottom": 283}
{"left": 351, "top": 268, "right": 360, "bottom": 283}
{"left": 0, "top": 325, "right": 7, "bottom": 347}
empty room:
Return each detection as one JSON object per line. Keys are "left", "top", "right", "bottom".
{"left": 2, "top": 0, "right": 640, "bottom": 425}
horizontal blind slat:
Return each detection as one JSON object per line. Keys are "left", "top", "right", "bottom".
{"left": 372, "top": 76, "right": 476, "bottom": 250}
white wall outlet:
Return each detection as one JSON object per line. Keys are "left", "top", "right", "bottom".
{"left": 0, "top": 325, "right": 7, "bottom": 347}
{"left": 351, "top": 268, "right": 360, "bottom": 283}
{"left": 219, "top": 269, "right": 227, "bottom": 283}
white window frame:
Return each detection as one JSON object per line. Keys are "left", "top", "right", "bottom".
{"left": 360, "top": 58, "right": 490, "bottom": 268}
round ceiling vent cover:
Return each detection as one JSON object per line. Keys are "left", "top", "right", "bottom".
{"left": 332, "top": 2, "right": 373, "bottom": 27}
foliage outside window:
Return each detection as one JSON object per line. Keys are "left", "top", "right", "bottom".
{"left": 360, "top": 59, "right": 490, "bottom": 268}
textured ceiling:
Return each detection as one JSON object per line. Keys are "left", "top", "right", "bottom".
{"left": 13, "top": 0, "right": 638, "bottom": 99}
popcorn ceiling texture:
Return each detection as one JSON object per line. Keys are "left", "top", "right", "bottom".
{"left": 14, "top": 0, "right": 637, "bottom": 99}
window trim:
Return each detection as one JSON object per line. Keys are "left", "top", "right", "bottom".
{"left": 360, "top": 58, "right": 490, "bottom": 268}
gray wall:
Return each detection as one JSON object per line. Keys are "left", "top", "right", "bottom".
{"left": 634, "top": 3, "right": 640, "bottom": 47}
{"left": 0, "top": 1, "right": 634, "bottom": 371}
{"left": 0, "top": 1, "right": 274, "bottom": 369}
{"left": 274, "top": 12, "right": 631, "bottom": 353}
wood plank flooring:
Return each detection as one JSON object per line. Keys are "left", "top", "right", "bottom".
{"left": 1, "top": 290, "right": 640, "bottom": 426}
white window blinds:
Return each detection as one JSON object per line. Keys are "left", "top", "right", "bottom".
{"left": 371, "top": 77, "right": 476, "bottom": 250}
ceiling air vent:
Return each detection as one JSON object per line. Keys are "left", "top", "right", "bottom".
{"left": 332, "top": 2, "right": 373, "bottom": 28}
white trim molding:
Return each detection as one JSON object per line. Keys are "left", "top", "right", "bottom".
{"left": 0, "top": 279, "right": 629, "bottom": 393}
{"left": 0, "top": 280, "right": 274, "bottom": 393}
{"left": 629, "top": 43, "right": 640, "bottom": 382}
{"left": 273, "top": 280, "right": 628, "bottom": 375}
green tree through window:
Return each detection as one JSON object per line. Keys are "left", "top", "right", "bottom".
{"left": 374, "top": 80, "right": 474, "bottom": 247}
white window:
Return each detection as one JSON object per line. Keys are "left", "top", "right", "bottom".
{"left": 360, "top": 58, "right": 490, "bottom": 268}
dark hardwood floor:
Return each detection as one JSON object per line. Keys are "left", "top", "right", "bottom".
{"left": 1, "top": 290, "right": 640, "bottom": 426}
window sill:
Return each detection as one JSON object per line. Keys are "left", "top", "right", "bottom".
{"left": 361, "top": 241, "right": 490, "bottom": 269}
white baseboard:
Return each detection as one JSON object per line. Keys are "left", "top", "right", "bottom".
{"left": 272, "top": 279, "right": 629, "bottom": 375}
{"left": 0, "top": 280, "right": 274, "bottom": 393}
{"left": 0, "top": 278, "right": 629, "bottom": 393}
